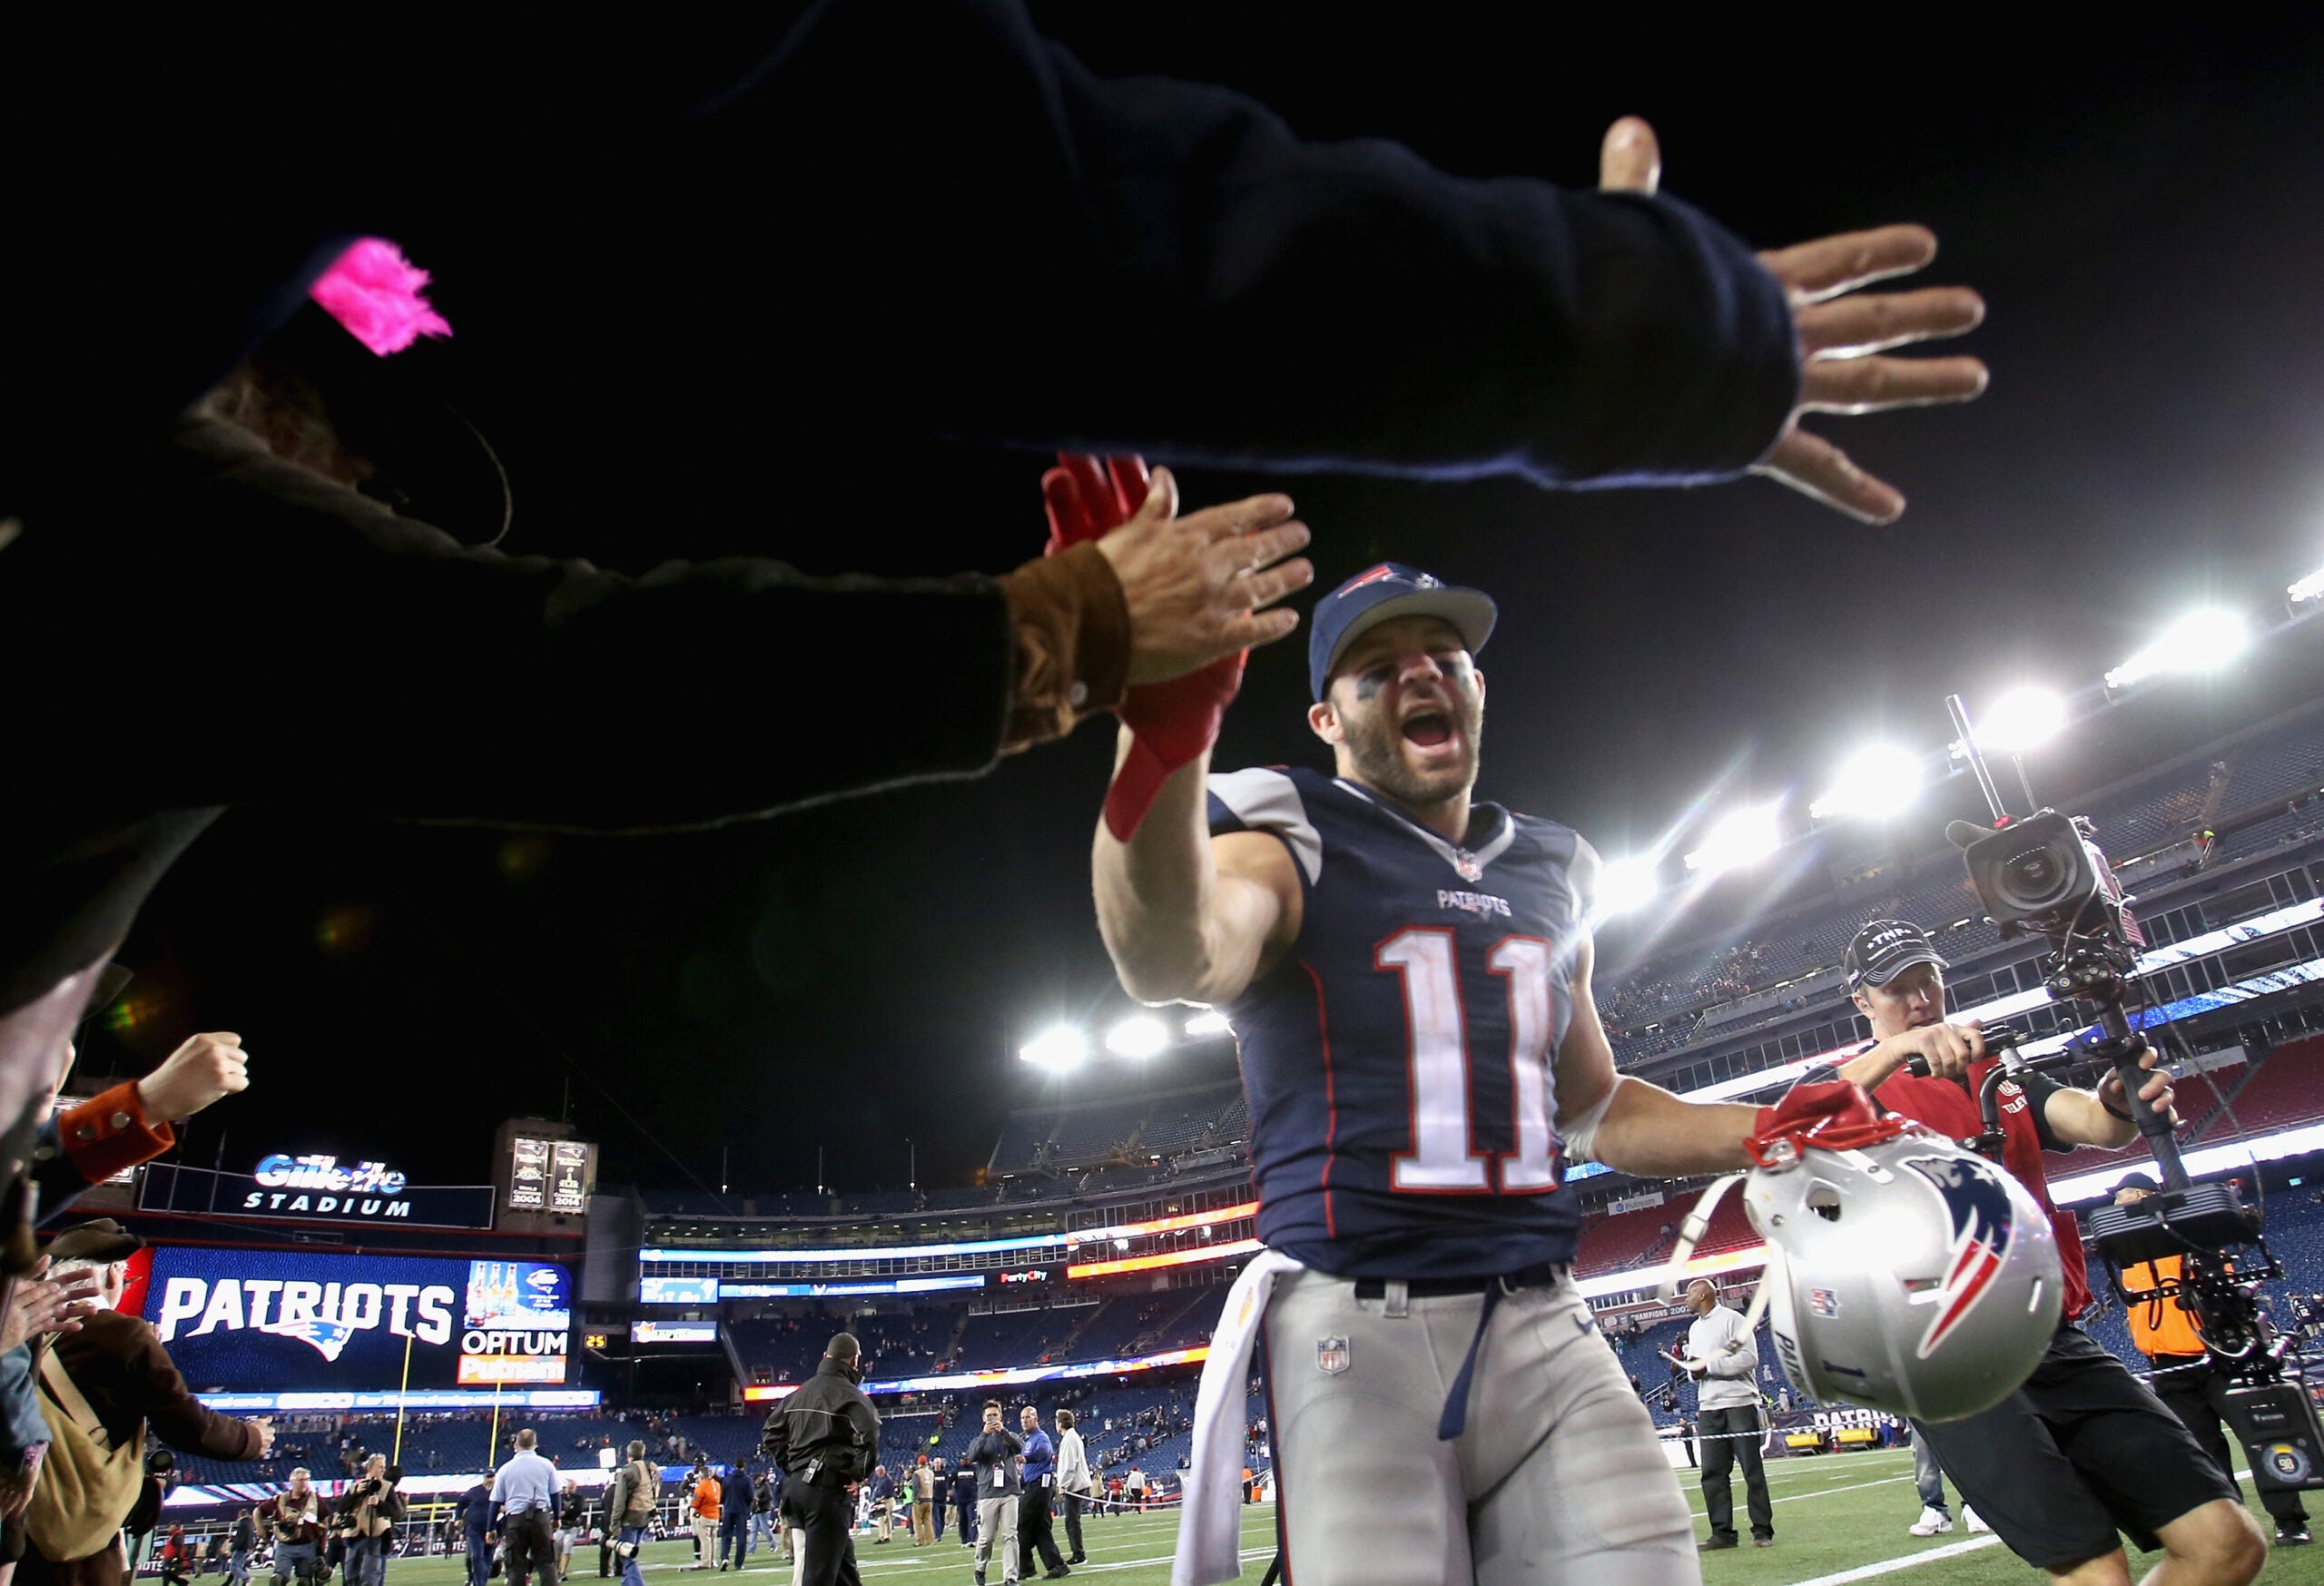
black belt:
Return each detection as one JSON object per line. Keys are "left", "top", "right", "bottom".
{"left": 1343, "top": 1261, "right": 1571, "bottom": 1441}
{"left": 1352, "top": 1260, "right": 1567, "bottom": 1301}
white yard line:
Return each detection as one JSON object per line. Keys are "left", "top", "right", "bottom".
{"left": 1684, "top": 1469, "right": 1912, "bottom": 1519}
{"left": 731, "top": 1517, "right": 1266, "bottom": 1580}
{"left": 1785, "top": 1464, "right": 2264, "bottom": 1586}
{"left": 1787, "top": 1535, "right": 2005, "bottom": 1585}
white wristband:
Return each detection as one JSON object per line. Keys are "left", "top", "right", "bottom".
{"left": 1560, "top": 1076, "right": 1630, "bottom": 1165}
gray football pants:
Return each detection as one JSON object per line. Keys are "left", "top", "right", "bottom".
{"left": 1264, "top": 1267, "right": 1698, "bottom": 1585}
{"left": 973, "top": 1494, "right": 1019, "bottom": 1582}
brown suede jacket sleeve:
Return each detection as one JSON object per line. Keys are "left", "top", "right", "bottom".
{"left": 995, "top": 542, "right": 1129, "bottom": 752}
{"left": 52, "top": 1310, "right": 261, "bottom": 1460}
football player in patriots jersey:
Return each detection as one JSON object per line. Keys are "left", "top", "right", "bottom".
{"left": 1091, "top": 562, "right": 1843, "bottom": 1583}
{"left": 1835, "top": 921, "right": 2264, "bottom": 1584}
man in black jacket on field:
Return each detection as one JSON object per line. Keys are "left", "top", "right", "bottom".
{"left": 764, "top": 1335, "right": 880, "bottom": 1586}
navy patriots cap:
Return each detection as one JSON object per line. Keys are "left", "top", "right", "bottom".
{"left": 1307, "top": 562, "right": 1497, "bottom": 701}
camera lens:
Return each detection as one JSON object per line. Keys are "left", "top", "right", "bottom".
{"left": 2004, "top": 845, "right": 2060, "bottom": 893}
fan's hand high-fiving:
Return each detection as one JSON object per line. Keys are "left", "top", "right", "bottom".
{"left": 1600, "top": 117, "right": 1988, "bottom": 525}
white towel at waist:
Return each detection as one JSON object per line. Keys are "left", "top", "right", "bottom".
{"left": 1172, "top": 1248, "right": 1305, "bottom": 1586}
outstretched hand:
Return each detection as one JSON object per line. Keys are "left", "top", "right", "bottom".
{"left": 0, "top": 1256, "right": 103, "bottom": 1354}
{"left": 1087, "top": 467, "right": 1312, "bottom": 685}
{"left": 1599, "top": 117, "right": 1987, "bottom": 524}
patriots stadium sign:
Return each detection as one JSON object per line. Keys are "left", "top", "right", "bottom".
{"left": 138, "top": 1160, "right": 495, "bottom": 1230}
{"left": 140, "top": 1247, "right": 573, "bottom": 1391}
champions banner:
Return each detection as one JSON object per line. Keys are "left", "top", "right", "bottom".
{"left": 140, "top": 1246, "right": 573, "bottom": 1391}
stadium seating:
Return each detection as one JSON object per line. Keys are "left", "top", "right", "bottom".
{"left": 1575, "top": 1204, "right": 1679, "bottom": 1276}
{"left": 1594, "top": 710, "right": 2324, "bottom": 1045}
{"left": 953, "top": 1306, "right": 1078, "bottom": 1370}
{"left": 727, "top": 1316, "right": 828, "bottom": 1384}
{"left": 2204, "top": 1035, "right": 2324, "bottom": 1135}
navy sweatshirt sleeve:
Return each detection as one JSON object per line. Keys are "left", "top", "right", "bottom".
{"left": 25, "top": 3, "right": 1796, "bottom": 497}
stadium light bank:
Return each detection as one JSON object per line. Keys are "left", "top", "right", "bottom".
{"left": 1019, "top": 1010, "right": 1235, "bottom": 1069}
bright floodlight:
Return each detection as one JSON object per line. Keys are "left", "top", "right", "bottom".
{"left": 1684, "top": 806, "right": 1781, "bottom": 874}
{"left": 2104, "top": 609, "right": 2250, "bottom": 691}
{"left": 2289, "top": 567, "right": 2324, "bottom": 605}
{"left": 1974, "top": 688, "right": 2065, "bottom": 753}
{"left": 1106, "top": 1015, "right": 1170, "bottom": 1058}
{"left": 1596, "top": 858, "right": 1659, "bottom": 914}
{"left": 1019, "top": 1025, "right": 1088, "bottom": 1070}
{"left": 1809, "top": 745, "right": 1922, "bottom": 822}
{"left": 1183, "top": 1010, "right": 1233, "bottom": 1038}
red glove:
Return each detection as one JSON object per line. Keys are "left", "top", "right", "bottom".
{"left": 1746, "top": 1079, "right": 1916, "bottom": 1167}
{"left": 1041, "top": 453, "right": 1247, "bottom": 842}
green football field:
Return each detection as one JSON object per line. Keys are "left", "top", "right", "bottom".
{"left": 379, "top": 1453, "right": 2323, "bottom": 1584}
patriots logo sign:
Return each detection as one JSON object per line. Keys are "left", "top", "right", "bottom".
{"left": 1903, "top": 1154, "right": 2019, "bottom": 1360}
{"left": 266, "top": 1315, "right": 359, "bottom": 1362}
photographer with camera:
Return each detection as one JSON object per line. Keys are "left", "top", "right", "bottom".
{"left": 267, "top": 1473, "right": 326, "bottom": 1586}
{"left": 1836, "top": 921, "right": 2266, "bottom": 1586}
{"left": 606, "top": 1442, "right": 659, "bottom": 1586}
{"left": 2114, "top": 1173, "right": 2310, "bottom": 1546}
{"left": 338, "top": 1454, "right": 405, "bottom": 1586}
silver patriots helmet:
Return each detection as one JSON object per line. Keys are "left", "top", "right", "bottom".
{"left": 1742, "top": 1128, "right": 2062, "bottom": 1423}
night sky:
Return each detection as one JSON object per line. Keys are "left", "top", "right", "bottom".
{"left": 80, "top": 14, "right": 2324, "bottom": 1201}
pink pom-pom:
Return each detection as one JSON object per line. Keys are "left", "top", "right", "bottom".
{"left": 309, "top": 238, "right": 453, "bottom": 357}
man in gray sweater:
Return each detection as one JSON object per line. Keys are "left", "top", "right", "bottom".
{"left": 963, "top": 1402, "right": 1023, "bottom": 1586}
{"left": 1680, "top": 1279, "right": 1772, "bottom": 1552}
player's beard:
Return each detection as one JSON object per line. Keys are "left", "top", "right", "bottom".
{"left": 1342, "top": 687, "right": 1483, "bottom": 813}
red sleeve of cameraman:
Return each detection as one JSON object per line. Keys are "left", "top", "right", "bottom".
{"left": 55, "top": 1081, "right": 175, "bottom": 1185}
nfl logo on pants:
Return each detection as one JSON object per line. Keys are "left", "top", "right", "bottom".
{"left": 1316, "top": 1336, "right": 1349, "bottom": 1375}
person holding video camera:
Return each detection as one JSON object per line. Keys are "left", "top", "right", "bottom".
{"left": 1836, "top": 921, "right": 2267, "bottom": 1585}
{"left": 2115, "top": 1173, "right": 2310, "bottom": 1546}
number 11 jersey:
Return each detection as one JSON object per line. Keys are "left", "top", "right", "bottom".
{"left": 1207, "top": 764, "right": 1596, "bottom": 1281}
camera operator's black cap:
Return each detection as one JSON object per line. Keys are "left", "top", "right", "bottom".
{"left": 1845, "top": 920, "right": 1949, "bottom": 990}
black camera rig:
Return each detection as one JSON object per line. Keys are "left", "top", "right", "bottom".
{"left": 1939, "top": 692, "right": 2324, "bottom": 1490}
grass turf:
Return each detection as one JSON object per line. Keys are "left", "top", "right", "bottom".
{"left": 377, "top": 1453, "right": 2324, "bottom": 1584}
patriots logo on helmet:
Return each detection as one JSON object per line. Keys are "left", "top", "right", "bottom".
{"left": 1903, "top": 1154, "right": 2019, "bottom": 1360}
{"left": 263, "top": 1315, "right": 359, "bottom": 1362}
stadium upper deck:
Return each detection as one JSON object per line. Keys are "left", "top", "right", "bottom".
{"left": 631, "top": 701, "right": 2324, "bottom": 1279}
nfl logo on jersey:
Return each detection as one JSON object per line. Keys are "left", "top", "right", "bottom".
{"left": 1316, "top": 1336, "right": 1351, "bottom": 1375}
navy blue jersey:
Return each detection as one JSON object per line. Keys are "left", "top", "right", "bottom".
{"left": 1208, "top": 765, "right": 1595, "bottom": 1280}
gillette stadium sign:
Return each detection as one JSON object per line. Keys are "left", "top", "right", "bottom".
{"left": 138, "top": 1247, "right": 573, "bottom": 1391}
{"left": 139, "top": 1158, "right": 495, "bottom": 1230}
